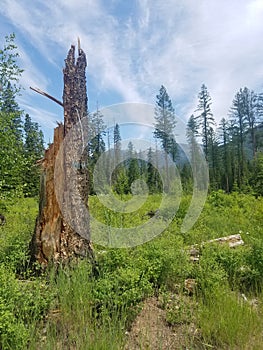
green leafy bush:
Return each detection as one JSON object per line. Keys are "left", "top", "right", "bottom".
{"left": 0, "top": 264, "right": 52, "bottom": 349}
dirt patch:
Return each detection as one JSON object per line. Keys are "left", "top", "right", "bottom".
{"left": 124, "top": 297, "right": 198, "bottom": 350}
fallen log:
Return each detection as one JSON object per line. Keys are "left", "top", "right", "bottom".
{"left": 187, "top": 234, "right": 245, "bottom": 263}
{"left": 206, "top": 233, "right": 244, "bottom": 249}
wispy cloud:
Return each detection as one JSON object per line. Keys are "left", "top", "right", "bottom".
{"left": 18, "top": 45, "right": 50, "bottom": 92}
{"left": 1, "top": 0, "right": 263, "bottom": 140}
{"left": 18, "top": 97, "right": 57, "bottom": 128}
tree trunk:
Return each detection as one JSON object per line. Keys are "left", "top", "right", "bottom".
{"left": 30, "top": 44, "right": 94, "bottom": 266}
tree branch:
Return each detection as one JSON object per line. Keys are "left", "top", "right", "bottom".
{"left": 30, "top": 86, "right": 63, "bottom": 107}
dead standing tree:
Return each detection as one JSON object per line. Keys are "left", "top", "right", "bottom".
{"left": 30, "top": 43, "right": 94, "bottom": 266}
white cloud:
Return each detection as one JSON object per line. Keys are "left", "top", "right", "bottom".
{"left": 1, "top": 0, "right": 263, "bottom": 138}
{"left": 18, "top": 45, "right": 50, "bottom": 92}
{"left": 18, "top": 97, "right": 57, "bottom": 128}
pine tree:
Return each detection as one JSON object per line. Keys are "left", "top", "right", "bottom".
{"left": 256, "top": 92, "right": 263, "bottom": 151}
{"left": 88, "top": 107, "right": 106, "bottom": 194}
{"left": 0, "top": 111, "right": 25, "bottom": 194}
{"left": 154, "top": 85, "right": 177, "bottom": 191}
{"left": 186, "top": 114, "right": 199, "bottom": 176}
{"left": 126, "top": 142, "right": 140, "bottom": 190}
{"left": 23, "top": 114, "right": 44, "bottom": 196}
{"left": 218, "top": 118, "right": 232, "bottom": 192}
{"left": 114, "top": 123, "right": 121, "bottom": 165}
{"left": 24, "top": 114, "right": 44, "bottom": 157}
{"left": 195, "top": 84, "right": 215, "bottom": 161}
{"left": 251, "top": 151, "right": 263, "bottom": 196}
{"left": 207, "top": 126, "right": 220, "bottom": 190}
{"left": 147, "top": 147, "right": 161, "bottom": 193}
{"left": 229, "top": 88, "right": 248, "bottom": 188}
{"left": 241, "top": 87, "right": 258, "bottom": 157}
{"left": 111, "top": 123, "right": 125, "bottom": 193}
{"left": 113, "top": 165, "right": 129, "bottom": 196}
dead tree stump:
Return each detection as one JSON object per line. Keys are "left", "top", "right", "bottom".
{"left": 30, "top": 44, "right": 94, "bottom": 266}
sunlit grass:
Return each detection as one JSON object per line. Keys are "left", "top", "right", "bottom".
{"left": 1, "top": 192, "right": 263, "bottom": 349}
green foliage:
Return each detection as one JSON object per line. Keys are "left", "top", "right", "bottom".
{"left": 0, "top": 264, "right": 53, "bottom": 350}
{"left": 154, "top": 86, "right": 177, "bottom": 192}
{"left": 198, "top": 286, "right": 262, "bottom": 349}
{"left": 0, "top": 33, "right": 23, "bottom": 113}
{"left": 146, "top": 147, "right": 162, "bottom": 193}
{"left": 113, "top": 123, "right": 121, "bottom": 162}
{"left": 0, "top": 197, "right": 38, "bottom": 271}
{"left": 0, "top": 198, "right": 53, "bottom": 349}
{"left": 251, "top": 151, "right": 263, "bottom": 196}
{"left": 194, "top": 245, "right": 229, "bottom": 296}
{"left": 165, "top": 295, "right": 195, "bottom": 326}
{"left": 23, "top": 114, "right": 44, "bottom": 196}
{"left": 0, "top": 34, "right": 44, "bottom": 198}
{"left": 195, "top": 84, "right": 215, "bottom": 161}
{"left": 2, "top": 189, "right": 263, "bottom": 349}
{"left": 0, "top": 111, "right": 26, "bottom": 195}
{"left": 88, "top": 108, "right": 106, "bottom": 194}
{"left": 154, "top": 85, "right": 177, "bottom": 154}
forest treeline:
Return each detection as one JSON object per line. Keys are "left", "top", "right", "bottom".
{"left": 88, "top": 85, "right": 263, "bottom": 197}
{"left": 0, "top": 34, "right": 44, "bottom": 197}
{"left": 1, "top": 33, "right": 263, "bottom": 199}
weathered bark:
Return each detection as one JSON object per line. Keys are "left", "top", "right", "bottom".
{"left": 30, "top": 44, "right": 94, "bottom": 266}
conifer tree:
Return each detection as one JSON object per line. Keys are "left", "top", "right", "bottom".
{"left": 147, "top": 147, "right": 161, "bottom": 193}
{"left": 229, "top": 88, "right": 248, "bottom": 188}
{"left": 23, "top": 114, "right": 44, "bottom": 196}
{"left": 154, "top": 85, "right": 177, "bottom": 191}
{"left": 87, "top": 107, "right": 106, "bottom": 194}
{"left": 195, "top": 84, "right": 215, "bottom": 161}
{"left": 113, "top": 123, "right": 121, "bottom": 165}
{"left": 186, "top": 114, "right": 199, "bottom": 176}
{"left": 127, "top": 142, "right": 140, "bottom": 190}
{"left": 218, "top": 118, "right": 232, "bottom": 192}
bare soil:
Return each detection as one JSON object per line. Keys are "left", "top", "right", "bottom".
{"left": 124, "top": 297, "right": 199, "bottom": 350}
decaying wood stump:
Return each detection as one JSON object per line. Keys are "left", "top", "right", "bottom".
{"left": 30, "top": 43, "right": 94, "bottom": 266}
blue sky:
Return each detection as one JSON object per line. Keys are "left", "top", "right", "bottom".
{"left": 1, "top": 0, "right": 263, "bottom": 144}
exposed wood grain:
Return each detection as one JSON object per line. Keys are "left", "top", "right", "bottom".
{"left": 30, "top": 43, "right": 94, "bottom": 267}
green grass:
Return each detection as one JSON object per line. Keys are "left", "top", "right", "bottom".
{"left": 1, "top": 192, "right": 263, "bottom": 349}
{"left": 197, "top": 286, "right": 263, "bottom": 349}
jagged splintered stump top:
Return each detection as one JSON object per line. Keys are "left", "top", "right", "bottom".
{"left": 63, "top": 44, "right": 88, "bottom": 135}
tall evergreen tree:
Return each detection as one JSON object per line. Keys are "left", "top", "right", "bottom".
{"left": 23, "top": 114, "right": 44, "bottom": 196}
{"left": 126, "top": 142, "right": 140, "bottom": 190}
{"left": 147, "top": 147, "right": 161, "bottom": 193}
{"left": 113, "top": 123, "right": 121, "bottom": 165}
{"left": 153, "top": 85, "right": 177, "bottom": 191}
{"left": 0, "top": 111, "right": 25, "bottom": 194}
{"left": 195, "top": 84, "right": 215, "bottom": 161}
{"left": 229, "top": 88, "right": 248, "bottom": 188}
{"left": 256, "top": 92, "right": 263, "bottom": 151}
{"left": 207, "top": 126, "right": 220, "bottom": 189}
{"left": 251, "top": 151, "right": 263, "bottom": 196}
{"left": 242, "top": 87, "right": 258, "bottom": 157}
{"left": 87, "top": 107, "right": 106, "bottom": 194}
{"left": 128, "top": 156, "right": 140, "bottom": 190}
{"left": 88, "top": 108, "right": 106, "bottom": 163}
{"left": 186, "top": 114, "right": 199, "bottom": 176}
{"left": 218, "top": 118, "right": 232, "bottom": 192}
{"left": 111, "top": 123, "right": 124, "bottom": 191}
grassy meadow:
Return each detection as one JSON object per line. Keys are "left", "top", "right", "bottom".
{"left": 0, "top": 191, "right": 263, "bottom": 349}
